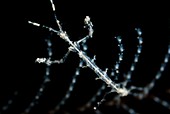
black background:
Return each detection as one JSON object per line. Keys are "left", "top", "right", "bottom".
{"left": 1, "top": 0, "right": 170, "bottom": 114}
